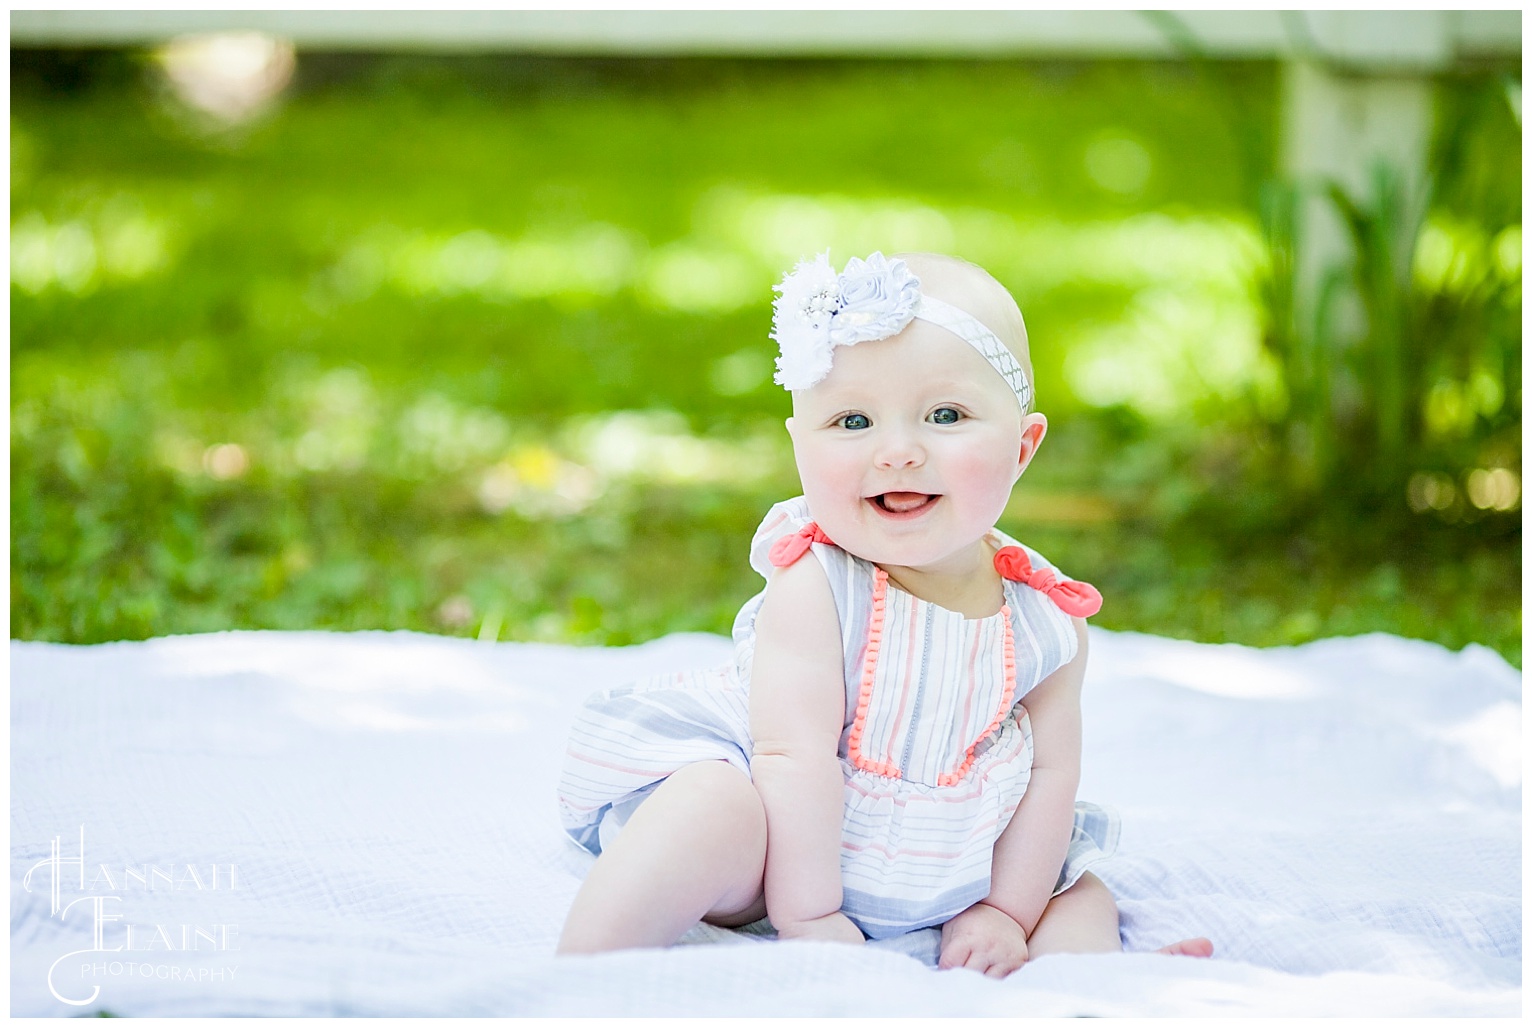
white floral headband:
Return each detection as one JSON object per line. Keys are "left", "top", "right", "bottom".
{"left": 769, "top": 251, "right": 1034, "bottom": 414}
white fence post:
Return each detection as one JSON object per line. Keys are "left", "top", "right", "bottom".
{"left": 1277, "top": 12, "right": 1451, "bottom": 353}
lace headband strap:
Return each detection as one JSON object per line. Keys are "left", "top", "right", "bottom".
{"left": 770, "top": 251, "right": 1033, "bottom": 414}
{"left": 912, "top": 294, "right": 1033, "bottom": 415}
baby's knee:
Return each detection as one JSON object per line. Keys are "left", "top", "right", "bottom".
{"left": 665, "top": 761, "right": 765, "bottom": 843}
{"left": 1061, "top": 871, "right": 1117, "bottom": 913}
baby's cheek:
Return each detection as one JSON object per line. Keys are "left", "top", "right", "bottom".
{"left": 796, "top": 452, "right": 862, "bottom": 529}
{"left": 797, "top": 449, "right": 854, "bottom": 500}
{"left": 950, "top": 450, "right": 1020, "bottom": 509}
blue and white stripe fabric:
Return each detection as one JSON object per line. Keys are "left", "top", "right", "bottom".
{"left": 557, "top": 496, "right": 1118, "bottom": 939}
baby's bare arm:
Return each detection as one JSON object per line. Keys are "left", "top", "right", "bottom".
{"left": 983, "top": 616, "right": 1088, "bottom": 934}
{"left": 748, "top": 556, "right": 863, "bottom": 943}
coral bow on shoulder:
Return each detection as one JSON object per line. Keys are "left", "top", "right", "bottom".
{"left": 993, "top": 546, "right": 1103, "bottom": 618}
{"left": 768, "top": 522, "right": 836, "bottom": 568}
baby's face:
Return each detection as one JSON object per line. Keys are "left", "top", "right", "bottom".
{"left": 786, "top": 319, "right": 1044, "bottom": 574}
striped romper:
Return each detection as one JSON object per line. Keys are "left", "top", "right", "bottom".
{"left": 557, "top": 495, "right": 1118, "bottom": 940}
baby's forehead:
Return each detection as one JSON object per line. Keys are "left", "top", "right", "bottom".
{"left": 796, "top": 321, "right": 1010, "bottom": 404}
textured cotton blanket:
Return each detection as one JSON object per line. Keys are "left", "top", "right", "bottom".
{"left": 9, "top": 628, "right": 1520, "bottom": 1015}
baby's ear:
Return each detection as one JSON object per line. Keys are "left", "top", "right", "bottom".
{"left": 1015, "top": 413, "right": 1048, "bottom": 477}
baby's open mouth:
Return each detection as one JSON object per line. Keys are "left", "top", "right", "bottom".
{"left": 871, "top": 492, "right": 940, "bottom": 515}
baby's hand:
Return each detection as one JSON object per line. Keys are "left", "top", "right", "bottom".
{"left": 775, "top": 910, "right": 866, "bottom": 946}
{"left": 938, "top": 901, "right": 1029, "bottom": 977}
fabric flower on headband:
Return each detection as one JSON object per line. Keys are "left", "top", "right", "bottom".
{"left": 770, "top": 251, "right": 922, "bottom": 389}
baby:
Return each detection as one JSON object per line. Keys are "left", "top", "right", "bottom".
{"left": 555, "top": 251, "right": 1211, "bottom": 974}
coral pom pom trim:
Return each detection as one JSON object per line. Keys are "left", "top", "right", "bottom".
{"left": 993, "top": 546, "right": 1102, "bottom": 617}
{"left": 936, "top": 606, "right": 1015, "bottom": 787}
{"left": 847, "top": 568, "right": 901, "bottom": 779}
{"left": 848, "top": 570, "right": 1019, "bottom": 786}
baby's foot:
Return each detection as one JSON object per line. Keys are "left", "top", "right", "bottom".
{"left": 1156, "top": 937, "right": 1214, "bottom": 958}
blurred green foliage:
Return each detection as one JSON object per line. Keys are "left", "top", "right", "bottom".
{"left": 10, "top": 49, "right": 1520, "bottom": 665}
{"left": 1249, "top": 80, "right": 1521, "bottom": 537}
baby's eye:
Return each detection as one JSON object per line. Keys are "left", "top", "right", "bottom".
{"left": 928, "top": 407, "right": 964, "bottom": 425}
{"left": 837, "top": 413, "right": 872, "bottom": 431}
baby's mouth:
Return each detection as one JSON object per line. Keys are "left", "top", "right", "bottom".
{"left": 871, "top": 492, "right": 940, "bottom": 515}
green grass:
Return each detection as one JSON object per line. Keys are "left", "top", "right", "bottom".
{"left": 10, "top": 52, "right": 1520, "bottom": 666}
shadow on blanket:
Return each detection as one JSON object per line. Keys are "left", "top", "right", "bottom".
{"left": 10, "top": 628, "right": 1520, "bottom": 1015}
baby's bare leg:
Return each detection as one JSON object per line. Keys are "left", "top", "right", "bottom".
{"left": 556, "top": 760, "right": 766, "bottom": 954}
{"left": 1025, "top": 871, "right": 1123, "bottom": 957}
{"left": 1026, "top": 872, "right": 1213, "bottom": 959}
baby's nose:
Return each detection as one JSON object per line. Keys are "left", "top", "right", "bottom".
{"left": 873, "top": 434, "right": 926, "bottom": 469}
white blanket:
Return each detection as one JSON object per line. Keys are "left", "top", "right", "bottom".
{"left": 9, "top": 628, "right": 1521, "bottom": 1016}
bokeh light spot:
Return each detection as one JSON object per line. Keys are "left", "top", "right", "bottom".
{"left": 156, "top": 31, "right": 296, "bottom": 123}
{"left": 710, "top": 349, "right": 770, "bottom": 396}
{"left": 11, "top": 200, "right": 174, "bottom": 294}
{"left": 1492, "top": 225, "right": 1521, "bottom": 281}
{"left": 203, "top": 443, "right": 250, "bottom": 480}
{"left": 1084, "top": 131, "right": 1152, "bottom": 196}
{"left": 1407, "top": 472, "right": 1458, "bottom": 513}
{"left": 1466, "top": 468, "right": 1520, "bottom": 511}
{"left": 642, "top": 244, "right": 757, "bottom": 312}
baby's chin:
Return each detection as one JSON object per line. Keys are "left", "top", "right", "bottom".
{"left": 822, "top": 525, "right": 985, "bottom": 572}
